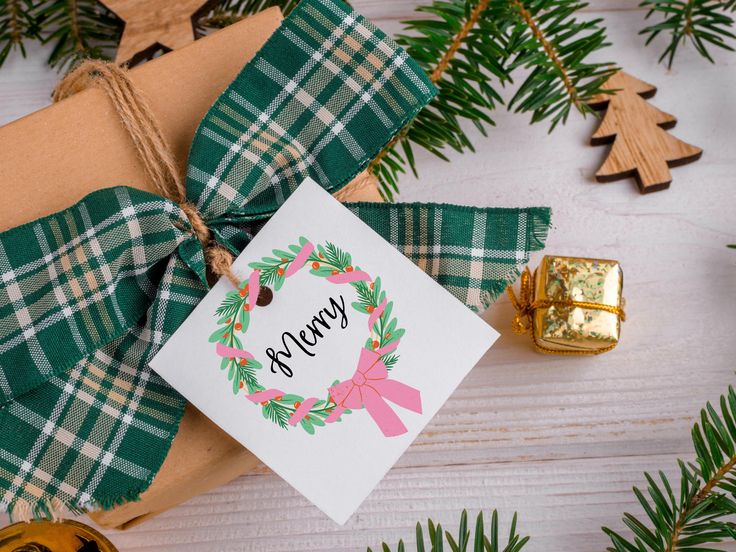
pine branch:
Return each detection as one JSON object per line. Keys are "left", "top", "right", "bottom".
{"left": 505, "top": 0, "right": 615, "bottom": 129}
{"left": 36, "top": 0, "right": 121, "bottom": 70}
{"left": 640, "top": 0, "right": 736, "bottom": 67}
{"left": 368, "top": 0, "right": 509, "bottom": 199}
{"left": 0, "top": 0, "right": 39, "bottom": 68}
{"left": 369, "top": 0, "right": 615, "bottom": 200}
{"left": 603, "top": 385, "right": 736, "bottom": 551}
{"left": 1, "top": 0, "right": 613, "bottom": 198}
{"left": 369, "top": 510, "right": 530, "bottom": 552}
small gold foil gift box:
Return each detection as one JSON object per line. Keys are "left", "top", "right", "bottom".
{"left": 507, "top": 255, "right": 625, "bottom": 354}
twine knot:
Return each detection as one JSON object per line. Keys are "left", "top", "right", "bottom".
{"left": 54, "top": 60, "right": 242, "bottom": 288}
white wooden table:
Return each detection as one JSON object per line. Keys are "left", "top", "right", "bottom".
{"left": 2, "top": 1, "right": 735, "bottom": 550}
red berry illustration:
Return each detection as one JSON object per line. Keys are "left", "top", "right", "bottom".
{"left": 243, "top": 304, "right": 250, "bottom": 312}
{"left": 331, "top": 270, "right": 339, "bottom": 275}
{"left": 312, "top": 261, "right": 320, "bottom": 269}
{"left": 345, "top": 265, "right": 353, "bottom": 272}
{"left": 366, "top": 305, "right": 375, "bottom": 313}
{"left": 239, "top": 288, "right": 247, "bottom": 297}
{"left": 234, "top": 322, "right": 242, "bottom": 331}
{"left": 226, "top": 318, "right": 232, "bottom": 324}
{"left": 261, "top": 401, "right": 269, "bottom": 406}
{"left": 305, "top": 416, "right": 311, "bottom": 421}
{"left": 239, "top": 381, "right": 244, "bottom": 389}
{"left": 223, "top": 332, "right": 229, "bottom": 338}
{"left": 372, "top": 340, "right": 379, "bottom": 349}
{"left": 370, "top": 282, "right": 374, "bottom": 289}
{"left": 319, "top": 252, "right": 324, "bottom": 259}
{"left": 275, "top": 395, "right": 283, "bottom": 401}
{"left": 239, "top": 359, "right": 247, "bottom": 366}
{"left": 294, "top": 401, "right": 301, "bottom": 409}
{"left": 277, "top": 267, "right": 285, "bottom": 276}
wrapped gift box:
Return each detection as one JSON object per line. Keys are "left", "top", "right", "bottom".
{"left": 531, "top": 255, "right": 624, "bottom": 353}
{"left": 0, "top": 7, "right": 380, "bottom": 529}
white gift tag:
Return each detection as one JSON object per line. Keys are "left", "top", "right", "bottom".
{"left": 151, "top": 178, "right": 498, "bottom": 524}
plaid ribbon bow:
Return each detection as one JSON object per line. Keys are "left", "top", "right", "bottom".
{"left": 0, "top": 0, "right": 550, "bottom": 519}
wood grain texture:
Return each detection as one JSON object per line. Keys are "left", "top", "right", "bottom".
{"left": 100, "top": 0, "right": 216, "bottom": 65}
{"left": 588, "top": 71, "right": 702, "bottom": 193}
{"left": 1, "top": 1, "right": 735, "bottom": 550}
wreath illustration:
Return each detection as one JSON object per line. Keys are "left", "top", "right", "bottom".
{"left": 209, "top": 237, "right": 422, "bottom": 437}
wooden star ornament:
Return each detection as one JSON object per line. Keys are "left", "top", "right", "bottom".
{"left": 100, "top": 0, "right": 219, "bottom": 65}
{"left": 588, "top": 70, "right": 702, "bottom": 193}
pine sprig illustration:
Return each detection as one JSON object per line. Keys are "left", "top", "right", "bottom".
{"left": 214, "top": 238, "right": 405, "bottom": 434}
{"left": 308, "top": 242, "right": 404, "bottom": 364}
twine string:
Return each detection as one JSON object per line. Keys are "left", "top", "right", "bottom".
{"left": 53, "top": 60, "right": 241, "bottom": 289}
{"left": 507, "top": 266, "right": 626, "bottom": 355}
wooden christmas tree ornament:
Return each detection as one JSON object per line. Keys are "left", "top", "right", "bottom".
{"left": 100, "top": 0, "right": 218, "bottom": 65}
{"left": 588, "top": 70, "right": 702, "bottom": 193}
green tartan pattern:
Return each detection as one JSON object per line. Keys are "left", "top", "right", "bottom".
{"left": 0, "top": 0, "right": 550, "bottom": 518}
{"left": 186, "top": 0, "right": 435, "bottom": 229}
{"left": 350, "top": 203, "right": 550, "bottom": 312}
{"left": 0, "top": 188, "right": 204, "bottom": 517}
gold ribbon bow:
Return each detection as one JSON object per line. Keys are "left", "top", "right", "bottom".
{"left": 506, "top": 266, "right": 626, "bottom": 355}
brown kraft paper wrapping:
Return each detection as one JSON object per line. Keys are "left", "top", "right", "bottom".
{"left": 0, "top": 7, "right": 382, "bottom": 529}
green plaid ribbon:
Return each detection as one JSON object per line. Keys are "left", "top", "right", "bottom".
{"left": 0, "top": 0, "right": 550, "bottom": 518}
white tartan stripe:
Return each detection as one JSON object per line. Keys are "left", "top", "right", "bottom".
{"left": 194, "top": 8, "right": 360, "bottom": 213}
{"left": 0, "top": 0, "right": 549, "bottom": 521}
{"left": 0, "top": 192, "right": 183, "bottom": 370}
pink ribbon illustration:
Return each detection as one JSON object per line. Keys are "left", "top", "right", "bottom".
{"left": 237, "top": 247, "right": 420, "bottom": 436}
{"left": 285, "top": 241, "right": 314, "bottom": 277}
{"left": 325, "top": 347, "right": 422, "bottom": 437}
{"left": 216, "top": 342, "right": 253, "bottom": 360}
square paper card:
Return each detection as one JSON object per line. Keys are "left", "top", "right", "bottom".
{"left": 151, "top": 178, "right": 498, "bottom": 523}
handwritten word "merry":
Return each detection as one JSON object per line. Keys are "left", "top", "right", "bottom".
{"left": 266, "top": 295, "right": 348, "bottom": 377}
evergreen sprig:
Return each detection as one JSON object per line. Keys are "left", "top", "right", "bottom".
{"left": 369, "top": 510, "right": 530, "bottom": 552}
{"left": 0, "top": 0, "right": 40, "bottom": 66}
{"left": 603, "top": 385, "right": 736, "bottom": 551}
{"left": 0, "top": 0, "right": 614, "bottom": 198}
{"left": 371, "top": 387, "right": 736, "bottom": 551}
{"left": 37, "top": 0, "right": 121, "bottom": 70}
{"left": 368, "top": 0, "right": 615, "bottom": 199}
{"left": 504, "top": 0, "right": 613, "bottom": 129}
{"left": 640, "top": 0, "right": 736, "bottom": 67}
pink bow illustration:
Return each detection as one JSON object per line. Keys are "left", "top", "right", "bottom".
{"left": 325, "top": 348, "right": 422, "bottom": 437}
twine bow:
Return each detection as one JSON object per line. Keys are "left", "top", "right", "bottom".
{"left": 0, "top": 0, "right": 552, "bottom": 518}
{"left": 506, "top": 266, "right": 626, "bottom": 355}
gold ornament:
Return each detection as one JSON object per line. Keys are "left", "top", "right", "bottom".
{"left": 507, "top": 256, "right": 625, "bottom": 355}
{"left": 0, "top": 519, "right": 117, "bottom": 552}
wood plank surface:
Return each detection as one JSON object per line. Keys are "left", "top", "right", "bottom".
{"left": 1, "top": 1, "right": 735, "bottom": 550}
